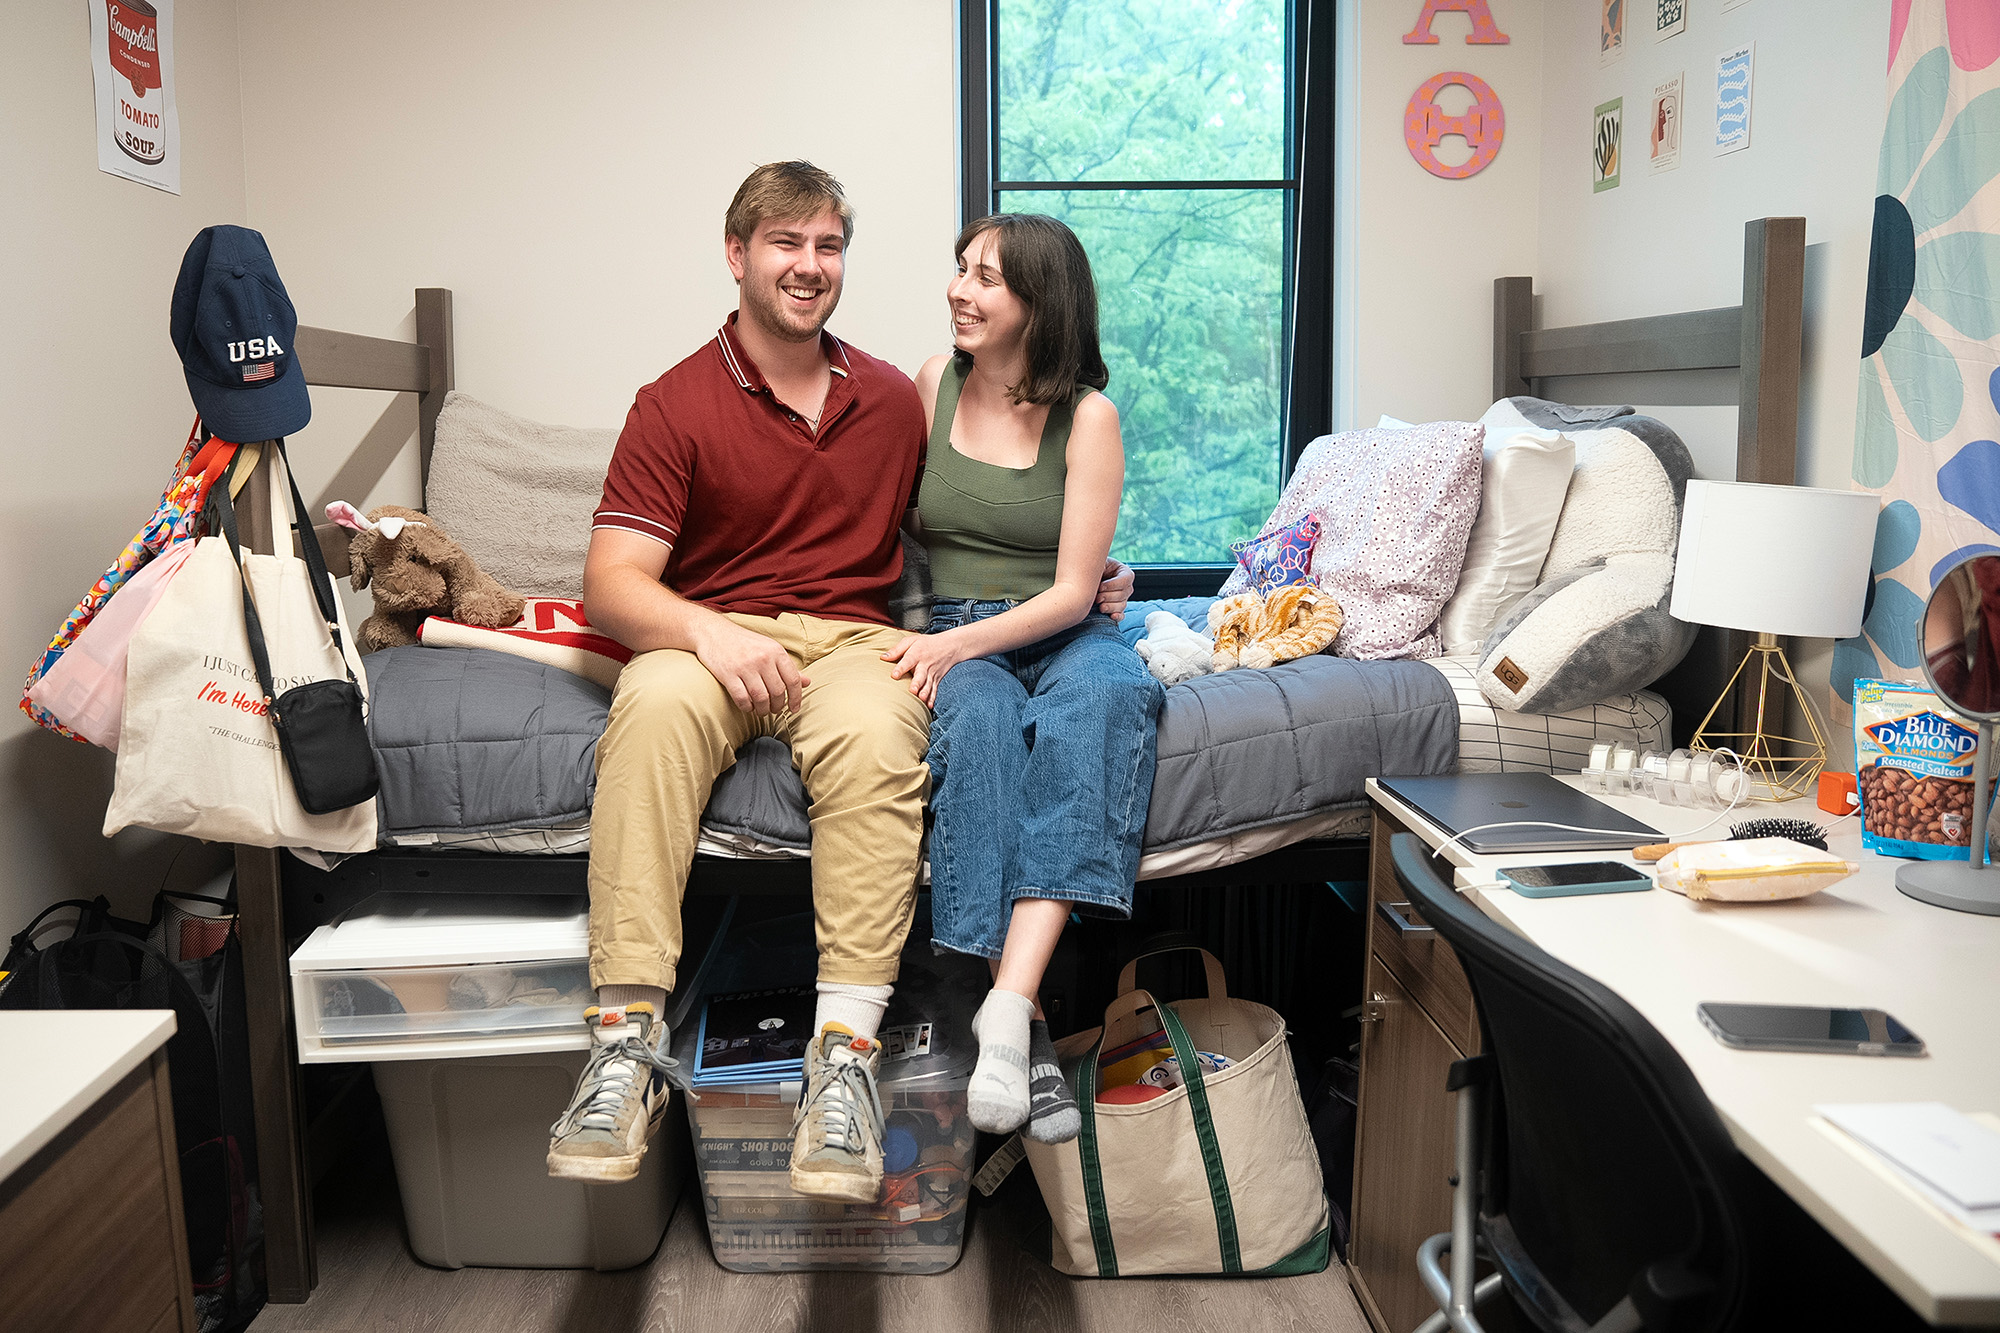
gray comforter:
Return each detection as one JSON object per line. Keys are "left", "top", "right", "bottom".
{"left": 365, "top": 600, "right": 1457, "bottom": 852}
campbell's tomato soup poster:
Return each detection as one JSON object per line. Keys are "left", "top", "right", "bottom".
{"left": 89, "top": 0, "right": 181, "bottom": 194}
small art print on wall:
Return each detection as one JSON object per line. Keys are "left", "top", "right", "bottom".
{"left": 1654, "top": 0, "right": 1687, "bottom": 41}
{"left": 1601, "top": 0, "right": 1625, "bottom": 65}
{"left": 1594, "top": 97, "right": 1623, "bottom": 192}
{"left": 88, "top": 0, "right": 181, "bottom": 193}
{"left": 1715, "top": 42, "right": 1754, "bottom": 154}
{"left": 1649, "top": 72, "right": 1683, "bottom": 172}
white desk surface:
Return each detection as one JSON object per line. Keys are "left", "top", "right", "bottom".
{"left": 1366, "top": 777, "right": 2000, "bottom": 1328}
{"left": 0, "top": 1009, "right": 176, "bottom": 1182}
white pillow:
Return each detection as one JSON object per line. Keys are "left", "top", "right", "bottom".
{"left": 1435, "top": 420, "right": 1576, "bottom": 655}
{"left": 1376, "top": 414, "right": 1415, "bottom": 429}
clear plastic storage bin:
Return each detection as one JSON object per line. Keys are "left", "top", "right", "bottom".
{"left": 678, "top": 955, "right": 981, "bottom": 1273}
{"left": 288, "top": 893, "right": 693, "bottom": 1270}
{"left": 288, "top": 895, "right": 593, "bottom": 1063}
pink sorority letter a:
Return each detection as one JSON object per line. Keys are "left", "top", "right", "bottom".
{"left": 1403, "top": 0, "right": 1511, "bottom": 45}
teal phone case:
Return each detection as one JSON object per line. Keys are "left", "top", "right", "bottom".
{"left": 1499, "top": 870, "right": 1654, "bottom": 898}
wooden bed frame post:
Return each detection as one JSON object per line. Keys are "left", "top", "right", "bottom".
{"left": 230, "top": 288, "right": 455, "bottom": 1300}
{"left": 415, "top": 288, "right": 455, "bottom": 494}
{"left": 236, "top": 843, "right": 313, "bottom": 1300}
{"left": 1492, "top": 275, "right": 1533, "bottom": 402}
{"left": 229, "top": 454, "right": 317, "bottom": 1301}
{"left": 1736, "top": 216, "right": 1805, "bottom": 498}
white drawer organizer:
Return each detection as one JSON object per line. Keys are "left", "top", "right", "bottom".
{"left": 289, "top": 895, "right": 593, "bottom": 1063}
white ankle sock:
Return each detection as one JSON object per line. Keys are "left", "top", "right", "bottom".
{"left": 814, "top": 981, "right": 892, "bottom": 1041}
{"left": 968, "top": 989, "right": 1036, "bottom": 1134}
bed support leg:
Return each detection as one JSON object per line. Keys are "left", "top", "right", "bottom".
{"left": 236, "top": 841, "right": 316, "bottom": 1300}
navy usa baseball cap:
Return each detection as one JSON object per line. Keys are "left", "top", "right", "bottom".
{"left": 170, "top": 225, "right": 311, "bottom": 440}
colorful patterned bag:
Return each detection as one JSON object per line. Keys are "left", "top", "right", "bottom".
{"left": 21, "top": 422, "right": 238, "bottom": 740}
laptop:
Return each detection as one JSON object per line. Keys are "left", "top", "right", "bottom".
{"left": 1376, "top": 772, "right": 1662, "bottom": 853}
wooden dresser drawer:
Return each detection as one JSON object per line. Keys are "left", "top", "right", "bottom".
{"left": 0, "top": 1054, "right": 194, "bottom": 1333}
{"left": 1349, "top": 957, "right": 1464, "bottom": 1333}
{"left": 1366, "top": 809, "right": 1477, "bottom": 1052}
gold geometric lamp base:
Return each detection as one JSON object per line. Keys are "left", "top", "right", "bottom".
{"left": 1688, "top": 632, "right": 1829, "bottom": 802}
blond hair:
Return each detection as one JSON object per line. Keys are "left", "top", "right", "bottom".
{"left": 724, "top": 161, "right": 854, "bottom": 247}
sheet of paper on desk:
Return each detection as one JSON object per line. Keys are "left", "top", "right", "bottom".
{"left": 1818, "top": 1102, "right": 2000, "bottom": 1230}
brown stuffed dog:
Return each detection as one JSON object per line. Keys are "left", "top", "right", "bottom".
{"left": 343, "top": 504, "right": 525, "bottom": 652}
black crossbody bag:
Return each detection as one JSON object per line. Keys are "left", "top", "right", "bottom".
{"left": 207, "top": 440, "right": 379, "bottom": 815}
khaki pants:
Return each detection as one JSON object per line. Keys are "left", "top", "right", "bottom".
{"left": 588, "top": 612, "right": 931, "bottom": 993}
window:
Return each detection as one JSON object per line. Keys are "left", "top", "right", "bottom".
{"left": 966, "top": 0, "right": 1301, "bottom": 567}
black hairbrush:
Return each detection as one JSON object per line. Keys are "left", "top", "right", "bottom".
{"left": 1726, "top": 817, "right": 1829, "bottom": 851}
{"left": 1635, "top": 817, "right": 1830, "bottom": 862}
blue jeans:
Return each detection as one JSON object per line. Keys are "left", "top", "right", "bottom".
{"left": 924, "top": 599, "right": 1166, "bottom": 959}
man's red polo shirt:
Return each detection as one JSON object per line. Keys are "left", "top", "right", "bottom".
{"left": 593, "top": 313, "right": 925, "bottom": 626}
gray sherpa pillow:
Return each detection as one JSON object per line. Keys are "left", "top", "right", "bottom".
{"left": 1473, "top": 399, "right": 1699, "bottom": 714}
{"left": 426, "top": 391, "right": 618, "bottom": 599}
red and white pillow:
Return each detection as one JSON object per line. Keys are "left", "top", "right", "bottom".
{"left": 420, "top": 598, "right": 630, "bottom": 690}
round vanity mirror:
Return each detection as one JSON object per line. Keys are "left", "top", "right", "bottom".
{"left": 1920, "top": 555, "right": 2000, "bottom": 720}
{"left": 1897, "top": 552, "right": 2000, "bottom": 914}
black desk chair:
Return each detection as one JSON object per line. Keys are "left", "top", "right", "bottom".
{"left": 1388, "top": 833, "right": 1932, "bottom": 1333}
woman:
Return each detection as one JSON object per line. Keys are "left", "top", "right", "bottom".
{"left": 883, "top": 215, "right": 1165, "bottom": 1144}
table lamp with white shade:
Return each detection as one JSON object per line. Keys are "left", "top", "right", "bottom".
{"left": 1668, "top": 481, "right": 1880, "bottom": 799}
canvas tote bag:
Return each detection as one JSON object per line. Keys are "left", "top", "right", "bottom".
{"left": 1022, "top": 946, "right": 1331, "bottom": 1277}
{"left": 105, "top": 446, "right": 377, "bottom": 852}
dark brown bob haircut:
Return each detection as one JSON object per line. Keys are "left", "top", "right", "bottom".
{"left": 954, "top": 214, "right": 1108, "bottom": 406}
{"left": 725, "top": 160, "right": 854, "bottom": 247}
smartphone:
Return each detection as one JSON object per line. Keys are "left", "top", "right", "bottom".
{"left": 1496, "top": 861, "right": 1653, "bottom": 898}
{"left": 1697, "top": 1003, "right": 1927, "bottom": 1057}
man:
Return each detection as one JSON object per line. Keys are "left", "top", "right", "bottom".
{"left": 546, "top": 161, "right": 1129, "bottom": 1202}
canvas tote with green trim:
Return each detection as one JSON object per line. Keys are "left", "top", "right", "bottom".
{"left": 1022, "top": 947, "right": 1331, "bottom": 1277}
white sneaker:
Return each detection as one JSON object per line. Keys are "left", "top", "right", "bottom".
{"left": 789, "top": 1024, "right": 886, "bottom": 1202}
{"left": 546, "top": 1003, "right": 680, "bottom": 1183}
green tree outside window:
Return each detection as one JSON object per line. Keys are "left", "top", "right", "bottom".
{"left": 997, "top": 0, "right": 1290, "bottom": 564}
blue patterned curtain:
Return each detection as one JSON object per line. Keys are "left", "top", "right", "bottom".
{"left": 1837, "top": 0, "right": 2000, "bottom": 716}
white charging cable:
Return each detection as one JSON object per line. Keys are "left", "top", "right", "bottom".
{"left": 1427, "top": 748, "right": 1751, "bottom": 871}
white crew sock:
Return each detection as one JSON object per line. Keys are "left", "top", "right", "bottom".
{"left": 814, "top": 981, "right": 892, "bottom": 1041}
{"left": 968, "top": 989, "right": 1036, "bottom": 1134}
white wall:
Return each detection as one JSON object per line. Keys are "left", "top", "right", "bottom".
{"left": 1335, "top": 0, "right": 1547, "bottom": 429}
{"left": 0, "top": 0, "right": 247, "bottom": 934}
{"left": 0, "top": 1, "right": 957, "bottom": 940}
{"left": 234, "top": 0, "right": 960, "bottom": 529}
{"left": 1533, "top": 0, "right": 1885, "bottom": 750}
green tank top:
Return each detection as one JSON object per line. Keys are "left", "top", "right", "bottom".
{"left": 917, "top": 356, "right": 1076, "bottom": 601}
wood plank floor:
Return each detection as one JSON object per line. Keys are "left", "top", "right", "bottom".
{"left": 252, "top": 1154, "right": 1371, "bottom": 1333}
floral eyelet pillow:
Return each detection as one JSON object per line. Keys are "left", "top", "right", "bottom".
{"left": 1230, "top": 514, "right": 1322, "bottom": 593}
{"left": 1218, "top": 421, "right": 1485, "bottom": 660}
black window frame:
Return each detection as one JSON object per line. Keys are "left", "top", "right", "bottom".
{"left": 958, "top": 0, "right": 1335, "bottom": 599}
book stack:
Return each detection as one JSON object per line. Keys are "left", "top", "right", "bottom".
{"left": 692, "top": 985, "right": 815, "bottom": 1088}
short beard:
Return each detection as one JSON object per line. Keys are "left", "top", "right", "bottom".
{"left": 743, "top": 278, "right": 838, "bottom": 345}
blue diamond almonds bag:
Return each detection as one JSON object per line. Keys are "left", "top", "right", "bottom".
{"left": 1854, "top": 679, "right": 1986, "bottom": 860}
